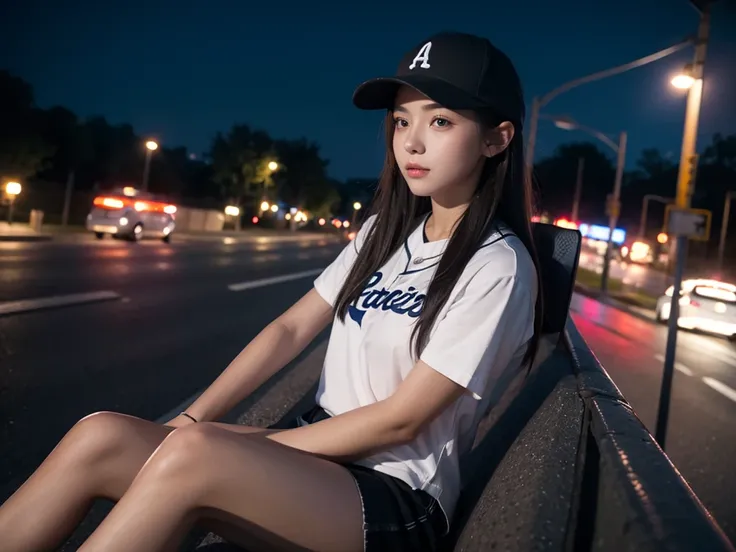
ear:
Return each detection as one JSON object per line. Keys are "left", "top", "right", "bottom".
{"left": 482, "top": 121, "right": 515, "bottom": 158}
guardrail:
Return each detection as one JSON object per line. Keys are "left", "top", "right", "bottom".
{"left": 184, "top": 318, "right": 734, "bottom": 552}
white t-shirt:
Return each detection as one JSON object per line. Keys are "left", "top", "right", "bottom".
{"left": 313, "top": 213, "right": 537, "bottom": 528}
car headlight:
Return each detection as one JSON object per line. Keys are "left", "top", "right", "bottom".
{"left": 119, "top": 217, "right": 129, "bottom": 226}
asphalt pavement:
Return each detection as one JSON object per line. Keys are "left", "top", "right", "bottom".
{"left": 570, "top": 293, "right": 736, "bottom": 540}
{"left": 0, "top": 234, "right": 344, "bottom": 505}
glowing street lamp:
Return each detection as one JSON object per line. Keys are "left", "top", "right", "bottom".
{"left": 4, "top": 181, "right": 22, "bottom": 224}
{"left": 267, "top": 161, "right": 279, "bottom": 172}
{"left": 671, "top": 72, "right": 695, "bottom": 90}
{"left": 142, "top": 139, "right": 159, "bottom": 192}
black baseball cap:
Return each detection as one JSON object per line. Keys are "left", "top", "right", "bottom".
{"left": 352, "top": 32, "right": 525, "bottom": 128}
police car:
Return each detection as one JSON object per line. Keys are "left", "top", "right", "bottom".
{"left": 655, "top": 278, "right": 736, "bottom": 341}
{"left": 86, "top": 187, "right": 177, "bottom": 242}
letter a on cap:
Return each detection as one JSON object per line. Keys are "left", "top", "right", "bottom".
{"left": 409, "top": 41, "right": 432, "bottom": 70}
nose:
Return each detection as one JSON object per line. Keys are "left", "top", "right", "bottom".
{"left": 403, "top": 127, "right": 426, "bottom": 156}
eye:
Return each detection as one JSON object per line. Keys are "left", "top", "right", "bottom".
{"left": 393, "top": 117, "right": 409, "bottom": 128}
{"left": 432, "top": 117, "right": 452, "bottom": 128}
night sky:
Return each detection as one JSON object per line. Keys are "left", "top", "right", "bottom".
{"left": 3, "top": 0, "right": 735, "bottom": 181}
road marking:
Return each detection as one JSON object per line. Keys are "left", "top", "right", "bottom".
{"left": 0, "top": 291, "right": 121, "bottom": 317}
{"left": 228, "top": 268, "right": 324, "bottom": 292}
{"left": 702, "top": 377, "right": 736, "bottom": 403}
{"left": 654, "top": 354, "right": 694, "bottom": 376}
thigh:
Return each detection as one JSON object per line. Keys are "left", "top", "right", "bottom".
{"left": 162, "top": 424, "right": 364, "bottom": 552}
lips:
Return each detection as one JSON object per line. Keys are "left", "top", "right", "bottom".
{"left": 405, "top": 163, "right": 430, "bottom": 178}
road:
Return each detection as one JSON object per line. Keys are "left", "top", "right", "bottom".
{"left": 0, "top": 234, "right": 344, "bottom": 504}
{"left": 570, "top": 293, "right": 736, "bottom": 540}
{"left": 1, "top": 236, "right": 734, "bottom": 544}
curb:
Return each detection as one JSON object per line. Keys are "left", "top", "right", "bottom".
{"left": 574, "top": 284, "right": 657, "bottom": 324}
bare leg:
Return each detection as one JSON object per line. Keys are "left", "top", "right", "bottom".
{"left": 78, "top": 423, "right": 364, "bottom": 552}
{"left": 0, "top": 412, "right": 274, "bottom": 552}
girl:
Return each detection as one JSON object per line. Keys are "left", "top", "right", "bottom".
{"left": 0, "top": 31, "right": 542, "bottom": 552}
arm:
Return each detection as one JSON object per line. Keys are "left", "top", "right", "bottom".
{"left": 268, "top": 269, "right": 536, "bottom": 462}
{"left": 181, "top": 288, "right": 334, "bottom": 423}
{"left": 265, "top": 360, "right": 465, "bottom": 462}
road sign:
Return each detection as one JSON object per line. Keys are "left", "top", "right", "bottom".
{"left": 664, "top": 205, "right": 711, "bottom": 241}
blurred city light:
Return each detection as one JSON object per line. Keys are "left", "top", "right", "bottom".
{"left": 225, "top": 205, "right": 240, "bottom": 217}
{"left": 145, "top": 140, "right": 159, "bottom": 151}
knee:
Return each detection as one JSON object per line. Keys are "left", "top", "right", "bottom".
{"left": 64, "top": 411, "right": 138, "bottom": 464}
{"left": 147, "top": 423, "right": 223, "bottom": 476}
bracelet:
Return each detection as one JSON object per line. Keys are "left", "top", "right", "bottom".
{"left": 180, "top": 412, "right": 198, "bottom": 423}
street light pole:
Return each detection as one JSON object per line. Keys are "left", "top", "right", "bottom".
{"left": 717, "top": 191, "right": 735, "bottom": 273}
{"left": 525, "top": 38, "right": 694, "bottom": 173}
{"left": 571, "top": 157, "right": 584, "bottom": 222}
{"left": 142, "top": 140, "right": 158, "bottom": 192}
{"left": 601, "top": 131, "right": 627, "bottom": 295}
{"left": 656, "top": 1, "right": 711, "bottom": 450}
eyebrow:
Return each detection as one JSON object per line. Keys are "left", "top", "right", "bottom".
{"left": 393, "top": 102, "right": 446, "bottom": 113}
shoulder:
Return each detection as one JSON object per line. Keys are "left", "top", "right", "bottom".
{"left": 461, "top": 224, "right": 537, "bottom": 300}
{"left": 351, "top": 214, "right": 378, "bottom": 250}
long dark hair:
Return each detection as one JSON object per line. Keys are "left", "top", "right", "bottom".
{"left": 335, "top": 109, "right": 543, "bottom": 369}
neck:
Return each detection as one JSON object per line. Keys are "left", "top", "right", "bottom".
{"left": 425, "top": 200, "right": 470, "bottom": 241}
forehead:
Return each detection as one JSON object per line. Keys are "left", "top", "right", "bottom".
{"left": 393, "top": 85, "right": 476, "bottom": 123}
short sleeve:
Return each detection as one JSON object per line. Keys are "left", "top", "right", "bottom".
{"left": 419, "top": 266, "right": 536, "bottom": 400}
{"left": 314, "top": 215, "right": 377, "bottom": 307}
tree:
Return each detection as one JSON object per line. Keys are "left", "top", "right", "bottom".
{"left": 208, "top": 124, "right": 276, "bottom": 211}
{"left": 0, "top": 71, "right": 55, "bottom": 180}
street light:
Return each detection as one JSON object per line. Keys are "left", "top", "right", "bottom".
{"left": 717, "top": 191, "right": 736, "bottom": 273}
{"left": 656, "top": 0, "right": 712, "bottom": 451}
{"left": 4, "top": 181, "right": 21, "bottom": 225}
{"left": 142, "top": 139, "right": 159, "bottom": 192}
{"left": 545, "top": 115, "right": 626, "bottom": 294}
{"left": 351, "top": 201, "right": 363, "bottom": 227}
{"left": 267, "top": 161, "right": 279, "bottom": 172}
{"left": 672, "top": 74, "right": 696, "bottom": 89}
{"left": 525, "top": 38, "right": 694, "bottom": 174}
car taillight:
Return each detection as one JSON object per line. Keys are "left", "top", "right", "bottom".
{"left": 689, "top": 298, "right": 700, "bottom": 308}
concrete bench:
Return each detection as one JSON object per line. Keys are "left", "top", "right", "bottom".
{"left": 60, "top": 224, "right": 734, "bottom": 551}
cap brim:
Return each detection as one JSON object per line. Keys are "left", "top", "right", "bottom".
{"left": 352, "top": 75, "right": 488, "bottom": 111}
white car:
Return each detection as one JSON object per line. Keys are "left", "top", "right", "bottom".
{"left": 655, "top": 278, "right": 736, "bottom": 340}
{"left": 86, "top": 189, "right": 177, "bottom": 242}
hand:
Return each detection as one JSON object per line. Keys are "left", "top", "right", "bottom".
{"left": 164, "top": 414, "right": 198, "bottom": 428}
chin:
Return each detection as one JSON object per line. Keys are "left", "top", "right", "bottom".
{"left": 404, "top": 178, "right": 441, "bottom": 197}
